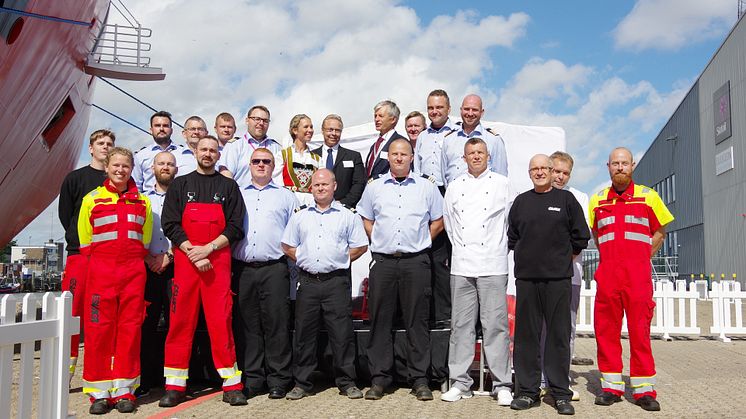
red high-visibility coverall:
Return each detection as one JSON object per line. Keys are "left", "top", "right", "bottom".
{"left": 61, "top": 254, "right": 87, "bottom": 372}
{"left": 589, "top": 182, "right": 673, "bottom": 399}
{"left": 163, "top": 202, "right": 241, "bottom": 392}
{"left": 78, "top": 179, "right": 152, "bottom": 402}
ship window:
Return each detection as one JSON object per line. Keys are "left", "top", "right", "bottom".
{"left": 42, "top": 97, "right": 76, "bottom": 151}
{"left": 0, "top": 0, "right": 30, "bottom": 44}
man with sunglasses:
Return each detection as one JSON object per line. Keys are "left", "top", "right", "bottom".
{"left": 219, "top": 105, "right": 283, "bottom": 187}
{"left": 232, "top": 148, "right": 299, "bottom": 400}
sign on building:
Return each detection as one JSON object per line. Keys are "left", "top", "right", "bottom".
{"left": 713, "top": 81, "right": 732, "bottom": 144}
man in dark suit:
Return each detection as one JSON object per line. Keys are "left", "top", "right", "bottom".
{"left": 312, "top": 114, "right": 367, "bottom": 207}
{"left": 365, "top": 100, "right": 407, "bottom": 178}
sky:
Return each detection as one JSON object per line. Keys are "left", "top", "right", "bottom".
{"left": 15, "top": 0, "right": 741, "bottom": 245}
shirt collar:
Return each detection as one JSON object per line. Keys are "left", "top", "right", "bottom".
{"left": 608, "top": 181, "right": 635, "bottom": 201}
{"left": 324, "top": 143, "right": 340, "bottom": 152}
{"left": 427, "top": 117, "right": 454, "bottom": 134}
{"left": 457, "top": 122, "right": 484, "bottom": 137}
{"left": 309, "top": 200, "right": 341, "bottom": 214}
{"left": 151, "top": 141, "right": 177, "bottom": 152}
{"left": 147, "top": 188, "right": 167, "bottom": 196}
{"left": 246, "top": 180, "right": 278, "bottom": 191}
{"left": 383, "top": 171, "right": 415, "bottom": 185}
{"left": 467, "top": 169, "right": 491, "bottom": 180}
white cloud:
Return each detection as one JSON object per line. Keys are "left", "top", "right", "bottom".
{"left": 613, "top": 0, "right": 736, "bottom": 51}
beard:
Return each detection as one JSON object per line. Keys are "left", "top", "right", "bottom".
{"left": 612, "top": 172, "right": 632, "bottom": 185}
{"left": 154, "top": 172, "right": 174, "bottom": 187}
{"left": 198, "top": 159, "right": 216, "bottom": 171}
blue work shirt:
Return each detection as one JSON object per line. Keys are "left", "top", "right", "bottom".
{"left": 233, "top": 181, "right": 299, "bottom": 262}
{"left": 440, "top": 123, "right": 508, "bottom": 186}
{"left": 282, "top": 200, "right": 368, "bottom": 274}
{"left": 132, "top": 142, "right": 196, "bottom": 192}
{"left": 356, "top": 172, "right": 444, "bottom": 254}
{"left": 147, "top": 189, "right": 170, "bottom": 255}
{"left": 413, "top": 118, "right": 456, "bottom": 186}
{"left": 218, "top": 133, "right": 283, "bottom": 188}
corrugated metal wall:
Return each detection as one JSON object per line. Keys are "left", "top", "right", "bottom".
{"left": 635, "top": 83, "right": 705, "bottom": 276}
{"left": 698, "top": 15, "right": 746, "bottom": 284}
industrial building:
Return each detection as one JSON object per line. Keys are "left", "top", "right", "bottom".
{"left": 634, "top": 13, "right": 745, "bottom": 285}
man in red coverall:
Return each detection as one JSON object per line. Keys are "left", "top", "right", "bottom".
{"left": 589, "top": 147, "right": 673, "bottom": 412}
{"left": 78, "top": 147, "right": 152, "bottom": 415}
{"left": 159, "top": 136, "right": 248, "bottom": 407}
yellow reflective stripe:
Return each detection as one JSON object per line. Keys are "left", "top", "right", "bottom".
{"left": 165, "top": 376, "right": 187, "bottom": 386}
{"left": 223, "top": 375, "right": 241, "bottom": 387}
{"left": 164, "top": 367, "right": 189, "bottom": 377}
{"left": 631, "top": 382, "right": 655, "bottom": 389}
{"left": 113, "top": 377, "right": 140, "bottom": 389}
{"left": 624, "top": 231, "right": 651, "bottom": 244}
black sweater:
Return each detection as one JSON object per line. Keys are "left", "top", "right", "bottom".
{"left": 161, "top": 171, "right": 246, "bottom": 248}
{"left": 58, "top": 165, "right": 106, "bottom": 254}
{"left": 507, "top": 187, "right": 589, "bottom": 279}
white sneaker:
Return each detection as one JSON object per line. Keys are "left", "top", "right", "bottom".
{"left": 496, "top": 389, "right": 513, "bottom": 406}
{"left": 571, "top": 386, "right": 580, "bottom": 401}
{"left": 440, "top": 387, "right": 473, "bottom": 402}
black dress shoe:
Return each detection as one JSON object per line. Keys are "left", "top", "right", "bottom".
{"left": 594, "top": 391, "right": 622, "bottom": 406}
{"left": 133, "top": 386, "right": 151, "bottom": 398}
{"left": 510, "top": 395, "right": 540, "bottom": 410}
{"left": 268, "top": 387, "right": 286, "bottom": 399}
{"left": 286, "top": 386, "right": 310, "bottom": 400}
{"left": 115, "top": 398, "right": 136, "bottom": 413}
{"left": 364, "top": 385, "right": 385, "bottom": 400}
{"left": 556, "top": 399, "right": 575, "bottom": 415}
{"left": 636, "top": 395, "right": 661, "bottom": 411}
{"left": 89, "top": 399, "right": 110, "bottom": 415}
{"left": 412, "top": 384, "right": 433, "bottom": 401}
{"left": 223, "top": 390, "right": 248, "bottom": 406}
{"left": 159, "top": 389, "right": 187, "bottom": 407}
{"left": 571, "top": 357, "right": 594, "bottom": 366}
{"left": 243, "top": 387, "right": 264, "bottom": 399}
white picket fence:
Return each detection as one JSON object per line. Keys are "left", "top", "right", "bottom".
{"left": 0, "top": 292, "right": 79, "bottom": 419}
{"left": 709, "top": 281, "right": 746, "bottom": 342}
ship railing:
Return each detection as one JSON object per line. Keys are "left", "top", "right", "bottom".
{"left": 89, "top": 23, "right": 153, "bottom": 68}
{"left": 0, "top": 292, "right": 79, "bottom": 419}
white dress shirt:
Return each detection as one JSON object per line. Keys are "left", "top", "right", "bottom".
{"left": 443, "top": 169, "right": 514, "bottom": 277}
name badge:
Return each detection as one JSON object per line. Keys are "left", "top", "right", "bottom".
{"left": 379, "top": 151, "right": 388, "bottom": 159}
{"left": 343, "top": 160, "right": 354, "bottom": 168}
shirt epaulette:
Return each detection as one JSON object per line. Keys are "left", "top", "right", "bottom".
{"left": 443, "top": 128, "right": 458, "bottom": 138}
{"left": 367, "top": 174, "right": 383, "bottom": 184}
{"left": 641, "top": 187, "right": 651, "bottom": 194}
{"left": 227, "top": 137, "right": 238, "bottom": 144}
{"left": 420, "top": 174, "right": 436, "bottom": 183}
{"left": 136, "top": 145, "right": 147, "bottom": 153}
{"left": 343, "top": 204, "right": 357, "bottom": 214}
{"left": 485, "top": 127, "right": 498, "bottom": 136}
{"left": 294, "top": 205, "right": 308, "bottom": 213}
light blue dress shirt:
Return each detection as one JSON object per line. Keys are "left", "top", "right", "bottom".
{"left": 440, "top": 123, "right": 508, "bottom": 186}
{"left": 217, "top": 133, "right": 283, "bottom": 188}
{"left": 147, "top": 189, "right": 170, "bottom": 255}
{"left": 232, "top": 181, "right": 299, "bottom": 262}
{"left": 132, "top": 142, "right": 196, "bottom": 192}
{"left": 282, "top": 201, "right": 368, "bottom": 274}
{"left": 413, "top": 118, "right": 456, "bottom": 186}
{"left": 356, "top": 172, "right": 444, "bottom": 254}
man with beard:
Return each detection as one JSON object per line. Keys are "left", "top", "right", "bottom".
{"left": 159, "top": 136, "right": 247, "bottom": 407}
{"left": 136, "top": 151, "right": 178, "bottom": 397}
{"left": 311, "top": 114, "right": 366, "bottom": 207}
{"left": 507, "top": 154, "right": 589, "bottom": 415}
{"left": 590, "top": 148, "right": 672, "bottom": 412}
{"left": 357, "top": 138, "right": 444, "bottom": 402}
{"left": 219, "top": 105, "right": 283, "bottom": 186}
{"left": 215, "top": 112, "right": 239, "bottom": 149}
{"left": 232, "top": 148, "right": 298, "bottom": 400}
{"left": 365, "top": 100, "right": 408, "bottom": 179}
{"left": 441, "top": 94, "right": 508, "bottom": 187}
{"left": 133, "top": 111, "right": 197, "bottom": 192}
{"left": 58, "top": 129, "right": 114, "bottom": 384}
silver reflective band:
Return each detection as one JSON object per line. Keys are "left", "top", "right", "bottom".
{"left": 625, "top": 215, "right": 650, "bottom": 227}
{"left": 93, "top": 215, "right": 118, "bottom": 227}
{"left": 127, "top": 231, "right": 144, "bottom": 241}
{"left": 91, "top": 231, "right": 117, "bottom": 242}
{"left": 127, "top": 214, "right": 146, "bottom": 225}
{"left": 624, "top": 231, "right": 651, "bottom": 244}
{"left": 597, "top": 216, "right": 615, "bottom": 228}
{"left": 598, "top": 232, "right": 615, "bottom": 244}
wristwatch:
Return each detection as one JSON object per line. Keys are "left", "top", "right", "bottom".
{"left": 210, "top": 242, "right": 218, "bottom": 252}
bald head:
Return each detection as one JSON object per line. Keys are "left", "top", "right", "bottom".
{"left": 460, "top": 94, "right": 484, "bottom": 132}
{"left": 528, "top": 154, "right": 553, "bottom": 192}
{"left": 607, "top": 147, "right": 635, "bottom": 190}
{"left": 608, "top": 147, "right": 633, "bottom": 164}
{"left": 311, "top": 168, "right": 337, "bottom": 208}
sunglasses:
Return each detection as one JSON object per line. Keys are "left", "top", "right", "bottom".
{"left": 251, "top": 159, "right": 272, "bottom": 165}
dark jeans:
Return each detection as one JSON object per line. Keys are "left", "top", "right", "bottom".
{"left": 140, "top": 263, "right": 173, "bottom": 389}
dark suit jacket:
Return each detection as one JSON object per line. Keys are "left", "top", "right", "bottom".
{"left": 365, "top": 131, "right": 407, "bottom": 179}
{"left": 312, "top": 145, "right": 366, "bottom": 207}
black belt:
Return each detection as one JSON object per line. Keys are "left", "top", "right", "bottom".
{"left": 299, "top": 268, "right": 348, "bottom": 281}
{"left": 372, "top": 249, "right": 428, "bottom": 259}
{"left": 239, "top": 257, "right": 286, "bottom": 268}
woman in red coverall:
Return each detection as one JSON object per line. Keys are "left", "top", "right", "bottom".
{"left": 78, "top": 147, "right": 152, "bottom": 415}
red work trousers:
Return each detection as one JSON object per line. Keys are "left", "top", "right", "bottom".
{"left": 164, "top": 246, "right": 240, "bottom": 391}
{"left": 62, "top": 254, "right": 88, "bottom": 361}
{"left": 82, "top": 255, "right": 146, "bottom": 401}
{"left": 594, "top": 259, "right": 656, "bottom": 399}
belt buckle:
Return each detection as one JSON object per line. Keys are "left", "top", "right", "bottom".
{"left": 392, "top": 251, "right": 403, "bottom": 258}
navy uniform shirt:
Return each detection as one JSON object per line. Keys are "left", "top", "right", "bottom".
{"left": 356, "top": 172, "right": 444, "bottom": 254}
{"left": 233, "top": 181, "right": 299, "bottom": 262}
{"left": 132, "top": 142, "right": 196, "bottom": 192}
{"left": 282, "top": 201, "right": 368, "bottom": 274}
{"left": 413, "top": 117, "right": 456, "bottom": 186}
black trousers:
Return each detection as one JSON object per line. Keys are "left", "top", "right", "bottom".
{"left": 367, "top": 252, "right": 431, "bottom": 388}
{"left": 514, "top": 278, "right": 572, "bottom": 401}
{"left": 293, "top": 270, "right": 356, "bottom": 392}
{"left": 429, "top": 230, "right": 451, "bottom": 383}
{"left": 232, "top": 259, "right": 292, "bottom": 391}
{"left": 140, "top": 263, "right": 173, "bottom": 389}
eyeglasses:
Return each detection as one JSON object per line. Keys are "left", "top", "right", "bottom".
{"left": 324, "top": 128, "right": 342, "bottom": 134}
{"left": 248, "top": 116, "right": 270, "bottom": 124}
{"left": 250, "top": 158, "right": 273, "bottom": 165}
{"left": 529, "top": 166, "right": 551, "bottom": 174}
{"left": 185, "top": 127, "right": 207, "bottom": 132}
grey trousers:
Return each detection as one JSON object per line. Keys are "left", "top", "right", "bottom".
{"left": 540, "top": 283, "right": 582, "bottom": 386}
{"left": 448, "top": 274, "right": 512, "bottom": 392}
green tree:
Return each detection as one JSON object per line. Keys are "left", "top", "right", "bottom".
{"left": 2, "top": 240, "right": 16, "bottom": 264}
